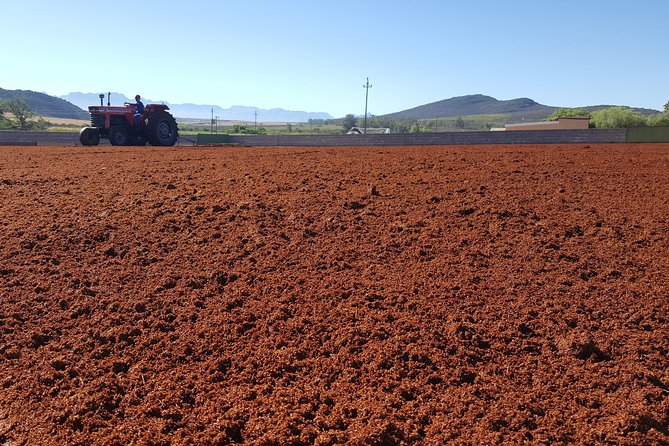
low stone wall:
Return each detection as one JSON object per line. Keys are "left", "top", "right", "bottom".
{"left": 0, "top": 129, "right": 629, "bottom": 147}
{"left": 0, "top": 131, "right": 82, "bottom": 146}
{"left": 0, "top": 131, "right": 196, "bottom": 146}
{"left": 210, "top": 129, "right": 627, "bottom": 147}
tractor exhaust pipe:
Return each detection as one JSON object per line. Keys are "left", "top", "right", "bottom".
{"left": 99, "top": 94, "right": 104, "bottom": 106}
{"left": 107, "top": 92, "right": 111, "bottom": 106}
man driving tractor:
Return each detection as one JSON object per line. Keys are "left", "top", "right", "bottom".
{"left": 124, "top": 95, "right": 144, "bottom": 127}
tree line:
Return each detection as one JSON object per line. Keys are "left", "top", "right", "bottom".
{"left": 546, "top": 104, "right": 669, "bottom": 129}
{"left": 332, "top": 114, "right": 426, "bottom": 133}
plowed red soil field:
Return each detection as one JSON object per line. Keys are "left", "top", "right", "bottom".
{"left": 1, "top": 144, "right": 668, "bottom": 445}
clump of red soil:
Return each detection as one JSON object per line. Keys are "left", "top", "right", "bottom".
{"left": 1, "top": 144, "right": 668, "bottom": 445}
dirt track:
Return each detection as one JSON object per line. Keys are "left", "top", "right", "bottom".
{"left": 1, "top": 144, "right": 668, "bottom": 445}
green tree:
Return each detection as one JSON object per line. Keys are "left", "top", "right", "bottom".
{"left": 647, "top": 113, "right": 669, "bottom": 127}
{"left": 410, "top": 121, "right": 421, "bottom": 133}
{"left": 664, "top": 101, "right": 669, "bottom": 113}
{"left": 32, "top": 116, "right": 48, "bottom": 130}
{"left": 342, "top": 114, "right": 357, "bottom": 131}
{"left": 1, "top": 98, "right": 35, "bottom": 129}
{"left": 454, "top": 116, "right": 465, "bottom": 129}
{"left": 590, "top": 107, "right": 646, "bottom": 129}
{"left": 546, "top": 108, "right": 590, "bottom": 121}
{"left": 0, "top": 103, "right": 7, "bottom": 128}
{"left": 391, "top": 121, "right": 410, "bottom": 133}
{"left": 229, "top": 124, "right": 267, "bottom": 135}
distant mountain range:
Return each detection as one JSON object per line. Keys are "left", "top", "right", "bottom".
{"left": 59, "top": 92, "right": 333, "bottom": 122}
{"left": 380, "top": 94, "right": 660, "bottom": 121}
{"left": 0, "top": 88, "right": 89, "bottom": 120}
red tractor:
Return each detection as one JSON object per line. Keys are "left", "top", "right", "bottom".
{"left": 79, "top": 93, "right": 178, "bottom": 146}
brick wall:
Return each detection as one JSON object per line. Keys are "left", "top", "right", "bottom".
{"left": 219, "top": 129, "right": 626, "bottom": 147}
{"left": 0, "top": 131, "right": 195, "bottom": 146}
{"left": 1, "top": 129, "right": 628, "bottom": 147}
{"left": 0, "top": 131, "right": 82, "bottom": 146}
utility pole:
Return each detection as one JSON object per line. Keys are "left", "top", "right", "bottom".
{"left": 254, "top": 110, "right": 258, "bottom": 129}
{"left": 363, "top": 77, "right": 372, "bottom": 134}
{"left": 210, "top": 107, "right": 214, "bottom": 133}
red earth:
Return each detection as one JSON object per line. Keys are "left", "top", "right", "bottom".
{"left": 0, "top": 143, "right": 668, "bottom": 445}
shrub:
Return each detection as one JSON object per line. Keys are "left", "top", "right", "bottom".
{"left": 590, "top": 107, "right": 646, "bottom": 128}
{"left": 646, "top": 113, "right": 669, "bottom": 127}
{"left": 546, "top": 108, "right": 590, "bottom": 121}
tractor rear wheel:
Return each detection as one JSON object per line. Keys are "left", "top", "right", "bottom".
{"left": 109, "top": 125, "right": 129, "bottom": 146}
{"left": 146, "top": 111, "right": 178, "bottom": 146}
{"left": 79, "top": 127, "right": 100, "bottom": 146}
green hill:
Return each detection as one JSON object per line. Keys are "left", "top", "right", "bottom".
{"left": 382, "top": 95, "right": 555, "bottom": 121}
{"left": 381, "top": 94, "right": 659, "bottom": 122}
{"left": 0, "top": 88, "right": 88, "bottom": 120}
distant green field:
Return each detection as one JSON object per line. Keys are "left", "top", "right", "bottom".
{"left": 179, "top": 121, "right": 343, "bottom": 136}
{"left": 417, "top": 114, "right": 514, "bottom": 131}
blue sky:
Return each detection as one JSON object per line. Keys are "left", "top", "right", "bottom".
{"left": 2, "top": 0, "right": 667, "bottom": 117}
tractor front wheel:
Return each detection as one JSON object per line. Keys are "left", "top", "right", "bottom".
{"left": 109, "top": 125, "right": 129, "bottom": 146}
{"left": 79, "top": 127, "right": 100, "bottom": 146}
{"left": 146, "top": 111, "right": 178, "bottom": 146}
